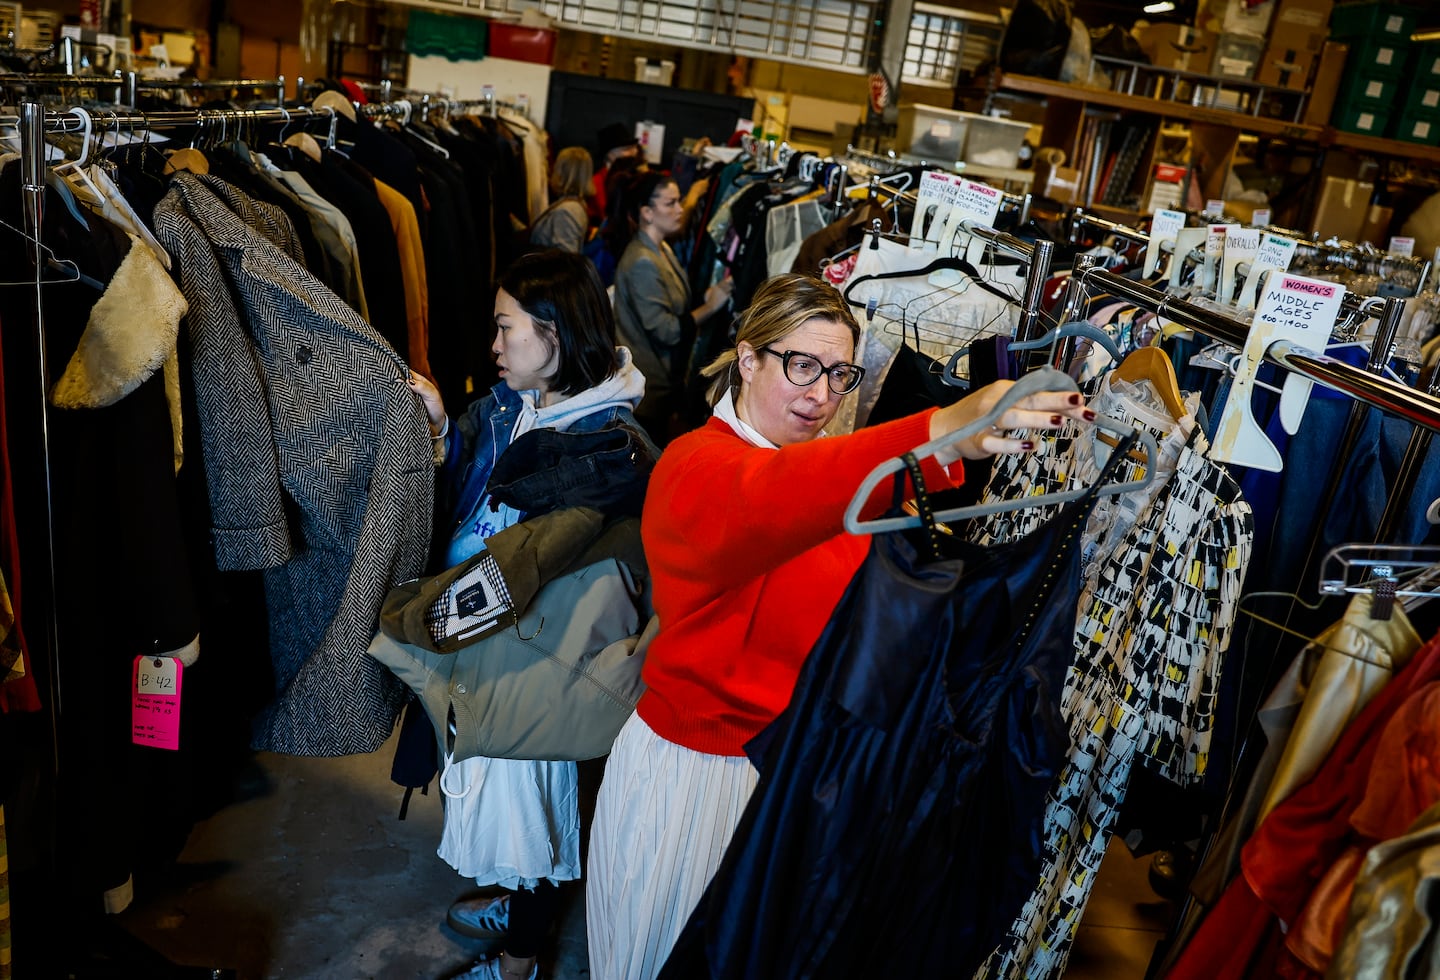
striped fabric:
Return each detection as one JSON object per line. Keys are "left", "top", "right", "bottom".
{"left": 586, "top": 714, "right": 758, "bottom": 980}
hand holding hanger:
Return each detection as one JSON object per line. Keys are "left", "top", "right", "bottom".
{"left": 845, "top": 367, "right": 1157, "bottom": 535}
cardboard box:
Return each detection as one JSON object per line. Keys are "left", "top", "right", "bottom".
{"left": 1137, "top": 23, "right": 1216, "bottom": 73}
{"left": 1255, "top": 45, "right": 1315, "bottom": 90}
{"left": 1271, "top": 0, "right": 1332, "bottom": 54}
{"left": 1358, "top": 204, "right": 1395, "bottom": 245}
{"left": 1303, "top": 41, "right": 1348, "bottom": 126}
{"left": 1311, "top": 176, "right": 1373, "bottom": 241}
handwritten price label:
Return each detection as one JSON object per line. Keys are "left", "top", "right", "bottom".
{"left": 1145, "top": 208, "right": 1186, "bottom": 278}
{"left": 1240, "top": 233, "right": 1298, "bottom": 309}
{"left": 1220, "top": 227, "right": 1260, "bottom": 305}
{"left": 1212, "top": 273, "right": 1345, "bottom": 471}
{"left": 132, "top": 656, "right": 183, "bottom": 751}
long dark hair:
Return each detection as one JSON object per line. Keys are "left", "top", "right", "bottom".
{"left": 498, "top": 249, "right": 620, "bottom": 397}
{"left": 604, "top": 167, "right": 674, "bottom": 258}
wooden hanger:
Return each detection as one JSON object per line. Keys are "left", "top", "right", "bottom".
{"left": 282, "top": 131, "right": 324, "bottom": 162}
{"left": 312, "top": 90, "right": 356, "bottom": 124}
{"left": 163, "top": 147, "right": 210, "bottom": 175}
{"left": 1112, "top": 346, "right": 1188, "bottom": 421}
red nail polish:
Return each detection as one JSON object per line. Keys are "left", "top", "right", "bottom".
{"left": 1083, "top": 409, "right": 1097, "bottom": 421}
{"left": 1050, "top": 414, "right": 1062, "bottom": 425}
{"left": 1021, "top": 441, "right": 1035, "bottom": 451}
{"left": 1068, "top": 394, "right": 1083, "bottom": 406}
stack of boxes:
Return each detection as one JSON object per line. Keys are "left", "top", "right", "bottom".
{"left": 1329, "top": 3, "right": 1419, "bottom": 139}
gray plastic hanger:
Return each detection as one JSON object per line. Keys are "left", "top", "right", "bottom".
{"left": 843, "top": 366, "right": 1158, "bottom": 535}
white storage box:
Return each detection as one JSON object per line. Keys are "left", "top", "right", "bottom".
{"left": 635, "top": 58, "right": 675, "bottom": 86}
{"left": 896, "top": 104, "right": 1029, "bottom": 168}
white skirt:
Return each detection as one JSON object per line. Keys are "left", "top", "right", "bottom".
{"left": 437, "top": 754, "right": 581, "bottom": 890}
{"left": 586, "top": 713, "right": 759, "bottom": 980}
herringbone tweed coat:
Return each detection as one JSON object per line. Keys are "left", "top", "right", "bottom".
{"left": 155, "top": 172, "right": 433, "bottom": 757}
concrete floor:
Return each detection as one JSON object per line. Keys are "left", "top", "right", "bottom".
{"left": 113, "top": 730, "right": 1172, "bottom": 979}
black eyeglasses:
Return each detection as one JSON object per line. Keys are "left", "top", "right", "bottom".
{"left": 757, "top": 346, "right": 866, "bottom": 395}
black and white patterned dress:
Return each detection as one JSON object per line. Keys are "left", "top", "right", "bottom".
{"left": 966, "top": 376, "right": 1254, "bottom": 978}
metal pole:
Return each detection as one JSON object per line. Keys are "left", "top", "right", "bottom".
{"left": 20, "top": 101, "right": 64, "bottom": 744}
{"left": 1077, "top": 269, "right": 1440, "bottom": 433}
{"left": 124, "top": 68, "right": 137, "bottom": 107}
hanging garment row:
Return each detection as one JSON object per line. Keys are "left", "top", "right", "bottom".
{"left": 745, "top": 196, "right": 1440, "bottom": 978}
{"left": 0, "top": 94, "right": 546, "bottom": 917}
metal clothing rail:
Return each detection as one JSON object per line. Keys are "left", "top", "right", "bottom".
{"left": 1061, "top": 254, "right": 1440, "bottom": 434}
{"left": 1, "top": 103, "right": 341, "bottom": 143}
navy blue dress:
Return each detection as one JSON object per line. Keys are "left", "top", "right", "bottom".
{"left": 659, "top": 444, "right": 1132, "bottom": 980}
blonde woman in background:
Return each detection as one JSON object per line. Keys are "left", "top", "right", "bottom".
{"left": 530, "top": 146, "right": 594, "bottom": 254}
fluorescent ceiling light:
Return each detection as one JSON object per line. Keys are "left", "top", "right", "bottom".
{"left": 1144, "top": 1, "right": 1176, "bottom": 12}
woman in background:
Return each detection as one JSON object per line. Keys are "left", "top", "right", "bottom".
{"left": 611, "top": 170, "right": 732, "bottom": 445}
{"left": 529, "top": 146, "right": 594, "bottom": 254}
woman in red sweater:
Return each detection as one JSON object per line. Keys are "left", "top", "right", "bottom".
{"left": 584, "top": 273, "right": 1094, "bottom": 980}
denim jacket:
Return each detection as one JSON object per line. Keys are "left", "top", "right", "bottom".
{"left": 439, "top": 381, "right": 657, "bottom": 564}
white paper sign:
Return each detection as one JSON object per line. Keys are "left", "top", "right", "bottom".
{"left": 635, "top": 121, "right": 665, "bottom": 164}
{"left": 1390, "top": 236, "right": 1415, "bottom": 257}
{"left": 1169, "top": 227, "right": 1210, "bottom": 290}
{"left": 1145, "top": 208, "right": 1186, "bottom": 278}
{"left": 1241, "top": 233, "right": 1298, "bottom": 309}
{"left": 925, "top": 177, "right": 1004, "bottom": 282}
{"left": 1204, "top": 224, "right": 1238, "bottom": 295}
{"left": 910, "top": 170, "right": 970, "bottom": 247}
{"left": 1206, "top": 199, "right": 1226, "bottom": 216}
{"left": 1211, "top": 273, "right": 1346, "bottom": 471}
{"left": 1251, "top": 208, "right": 1271, "bottom": 228}
{"left": 1220, "top": 227, "right": 1260, "bottom": 306}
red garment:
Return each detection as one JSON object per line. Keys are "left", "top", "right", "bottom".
{"left": 635, "top": 410, "right": 955, "bottom": 756}
{"left": 0, "top": 319, "right": 39, "bottom": 713}
{"left": 590, "top": 168, "right": 610, "bottom": 224}
{"left": 1164, "top": 636, "right": 1440, "bottom": 978}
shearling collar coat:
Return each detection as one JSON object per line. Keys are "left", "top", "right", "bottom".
{"left": 154, "top": 172, "right": 433, "bottom": 757}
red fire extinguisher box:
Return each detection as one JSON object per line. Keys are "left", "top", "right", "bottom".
{"left": 488, "top": 23, "right": 557, "bottom": 65}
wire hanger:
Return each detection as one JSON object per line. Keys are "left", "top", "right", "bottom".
{"left": 844, "top": 366, "right": 1159, "bottom": 534}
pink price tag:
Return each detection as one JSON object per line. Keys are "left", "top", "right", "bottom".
{"left": 132, "top": 656, "right": 182, "bottom": 750}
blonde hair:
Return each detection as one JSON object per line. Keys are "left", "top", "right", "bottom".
{"left": 700, "top": 273, "right": 862, "bottom": 406}
{"left": 550, "top": 146, "right": 594, "bottom": 198}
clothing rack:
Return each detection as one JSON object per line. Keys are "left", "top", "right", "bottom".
{"left": 12, "top": 99, "right": 239, "bottom": 977}
{"left": 1068, "top": 208, "right": 1406, "bottom": 322}
{"left": 120, "top": 72, "right": 290, "bottom": 107}
{"left": 1059, "top": 255, "right": 1438, "bottom": 431}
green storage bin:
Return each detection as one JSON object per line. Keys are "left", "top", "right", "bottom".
{"left": 1411, "top": 43, "right": 1440, "bottom": 84}
{"left": 1333, "top": 103, "right": 1391, "bottom": 136}
{"left": 1330, "top": 2, "right": 1418, "bottom": 41}
{"left": 1338, "top": 70, "right": 1401, "bottom": 109}
{"left": 1341, "top": 33, "right": 1411, "bottom": 78}
{"left": 1401, "top": 80, "right": 1440, "bottom": 119}
{"left": 1389, "top": 112, "right": 1440, "bottom": 145}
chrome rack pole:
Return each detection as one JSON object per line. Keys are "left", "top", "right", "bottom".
{"left": 1077, "top": 269, "right": 1440, "bottom": 432}
{"left": 20, "top": 101, "right": 64, "bottom": 754}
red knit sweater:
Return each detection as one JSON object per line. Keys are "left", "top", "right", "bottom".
{"left": 635, "top": 410, "right": 958, "bottom": 756}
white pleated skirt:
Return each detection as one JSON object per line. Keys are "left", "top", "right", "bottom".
{"left": 586, "top": 713, "right": 759, "bottom": 980}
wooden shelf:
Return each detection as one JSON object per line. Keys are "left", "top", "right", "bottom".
{"left": 1327, "top": 129, "right": 1440, "bottom": 165}
{"left": 998, "top": 72, "right": 1440, "bottom": 161}
{"left": 997, "top": 73, "right": 1324, "bottom": 140}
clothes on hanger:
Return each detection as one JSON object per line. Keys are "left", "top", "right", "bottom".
{"left": 966, "top": 372, "right": 1254, "bottom": 980}
{"left": 659, "top": 431, "right": 1136, "bottom": 980}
